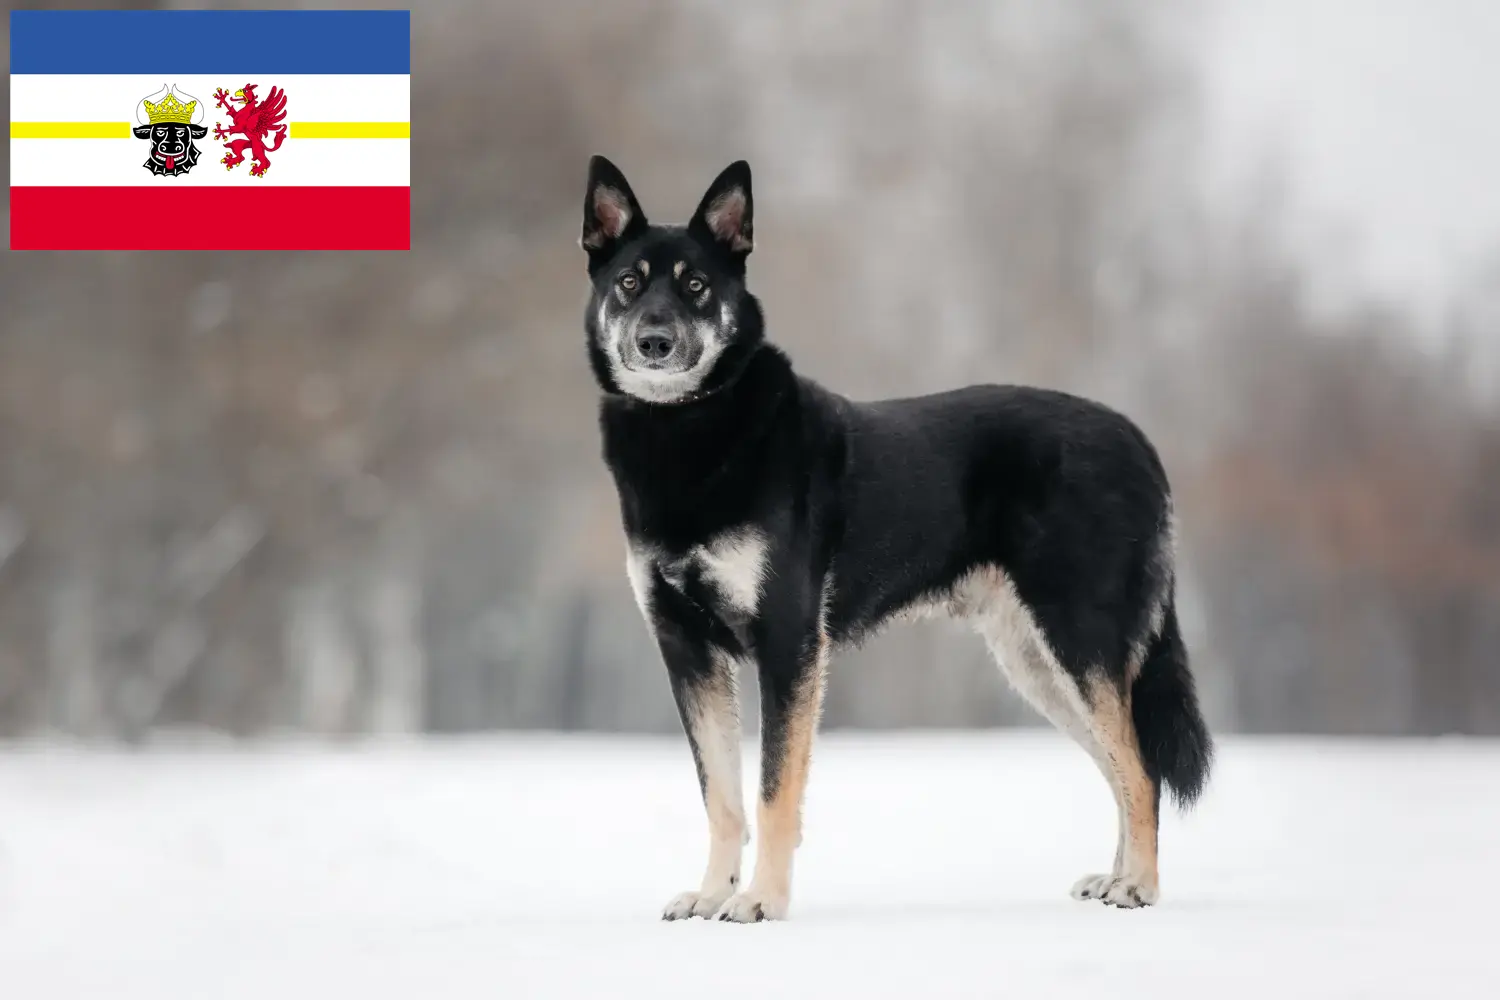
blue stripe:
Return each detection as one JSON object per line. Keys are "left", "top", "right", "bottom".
{"left": 10, "top": 10, "right": 410, "bottom": 75}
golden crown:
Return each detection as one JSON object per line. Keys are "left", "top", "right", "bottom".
{"left": 144, "top": 92, "right": 197, "bottom": 125}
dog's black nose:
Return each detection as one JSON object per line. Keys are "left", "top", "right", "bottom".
{"left": 636, "top": 331, "right": 675, "bottom": 360}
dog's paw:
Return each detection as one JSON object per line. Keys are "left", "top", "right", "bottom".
{"left": 661, "top": 887, "right": 734, "bottom": 921}
{"left": 1101, "top": 876, "right": 1158, "bottom": 908}
{"left": 711, "top": 887, "right": 788, "bottom": 923}
{"left": 1071, "top": 873, "right": 1158, "bottom": 908}
{"left": 1070, "top": 873, "right": 1113, "bottom": 901}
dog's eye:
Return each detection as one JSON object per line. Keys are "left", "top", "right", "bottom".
{"left": 618, "top": 273, "right": 639, "bottom": 292}
{"left": 686, "top": 276, "right": 707, "bottom": 294}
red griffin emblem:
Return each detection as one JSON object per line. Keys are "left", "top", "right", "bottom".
{"left": 213, "top": 83, "right": 289, "bottom": 177}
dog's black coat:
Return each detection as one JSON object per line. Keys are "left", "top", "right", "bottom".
{"left": 581, "top": 156, "right": 1211, "bottom": 917}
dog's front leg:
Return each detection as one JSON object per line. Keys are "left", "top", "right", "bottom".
{"left": 715, "top": 613, "right": 828, "bottom": 923}
{"left": 649, "top": 600, "right": 747, "bottom": 921}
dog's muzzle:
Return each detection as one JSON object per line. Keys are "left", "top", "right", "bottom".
{"left": 634, "top": 327, "right": 676, "bottom": 363}
{"left": 626, "top": 319, "right": 694, "bottom": 372}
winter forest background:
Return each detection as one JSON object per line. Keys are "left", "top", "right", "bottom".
{"left": 2, "top": 0, "right": 1497, "bottom": 742}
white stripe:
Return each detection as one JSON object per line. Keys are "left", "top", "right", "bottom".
{"left": 10, "top": 137, "right": 408, "bottom": 186}
{"left": 10, "top": 74, "right": 409, "bottom": 124}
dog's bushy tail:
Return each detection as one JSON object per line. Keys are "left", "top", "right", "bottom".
{"left": 1131, "top": 600, "right": 1213, "bottom": 810}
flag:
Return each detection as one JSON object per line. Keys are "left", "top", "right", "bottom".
{"left": 9, "top": 9, "right": 410, "bottom": 250}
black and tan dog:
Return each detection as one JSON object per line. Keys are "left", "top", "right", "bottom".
{"left": 579, "top": 156, "right": 1213, "bottom": 922}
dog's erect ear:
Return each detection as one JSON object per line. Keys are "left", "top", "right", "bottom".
{"left": 688, "top": 160, "right": 753, "bottom": 257}
{"left": 581, "top": 155, "right": 647, "bottom": 261}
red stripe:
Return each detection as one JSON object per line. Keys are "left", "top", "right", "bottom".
{"left": 10, "top": 186, "right": 410, "bottom": 250}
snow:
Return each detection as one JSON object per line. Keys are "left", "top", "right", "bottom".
{"left": 2, "top": 732, "right": 1495, "bottom": 998}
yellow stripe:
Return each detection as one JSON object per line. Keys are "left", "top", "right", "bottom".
{"left": 290, "top": 121, "right": 409, "bottom": 139}
{"left": 11, "top": 121, "right": 410, "bottom": 140}
{"left": 11, "top": 122, "right": 132, "bottom": 139}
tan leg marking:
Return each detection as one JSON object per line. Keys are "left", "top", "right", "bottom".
{"left": 945, "top": 565, "right": 1159, "bottom": 907}
{"left": 715, "top": 645, "right": 827, "bottom": 922}
{"left": 663, "top": 654, "right": 747, "bottom": 920}
{"left": 1067, "top": 738, "right": 1128, "bottom": 899}
{"left": 1074, "top": 674, "right": 1159, "bottom": 907}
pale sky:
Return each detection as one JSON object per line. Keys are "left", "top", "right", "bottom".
{"left": 1197, "top": 0, "right": 1500, "bottom": 333}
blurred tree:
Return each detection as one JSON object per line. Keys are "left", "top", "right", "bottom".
{"left": 1, "top": 0, "right": 1495, "bottom": 738}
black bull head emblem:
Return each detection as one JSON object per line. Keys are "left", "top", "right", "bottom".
{"left": 133, "top": 122, "right": 208, "bottom": 177}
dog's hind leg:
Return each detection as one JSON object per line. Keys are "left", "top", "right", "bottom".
{"left": 993, "top": 648, "right": 1158, "bottom": 906}
{"left": 1077, "top": 601, "right": 1214, "bottom": 906}
{"left": 1067, "top": 674, "right": 1160, "bottom": 908}
{"left": 964, "top": 568, "right": 1157, "bottom": 906}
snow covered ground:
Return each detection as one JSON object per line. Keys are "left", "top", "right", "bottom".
{"left": 2, "top": 732, "right": 1495, "bottom": 998}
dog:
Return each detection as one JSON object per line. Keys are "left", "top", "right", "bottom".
{"left": 579, "top": 156, "right": 1213, "bottom": 922}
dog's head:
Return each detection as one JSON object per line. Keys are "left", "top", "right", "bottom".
{"left": 580, "top": 156, "right": 763, "bottom": 404}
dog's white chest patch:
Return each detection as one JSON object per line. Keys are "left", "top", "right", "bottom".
{"left": 695, "top": 528, "right": 769, "bottom": 615}
{"left": 640, "top": 527, "right": 769, "bottom": 622}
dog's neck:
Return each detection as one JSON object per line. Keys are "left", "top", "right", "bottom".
{"left": 598, "top": 345, "right": 798, "bottom": 527}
